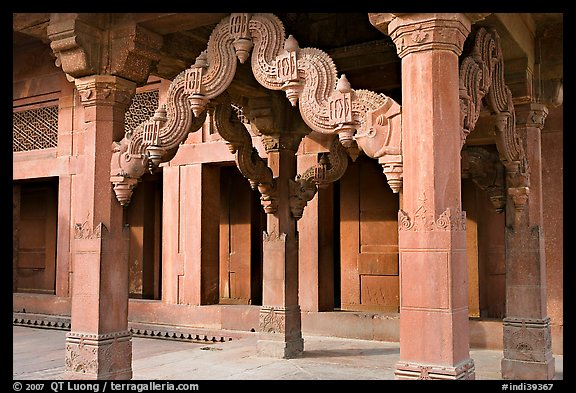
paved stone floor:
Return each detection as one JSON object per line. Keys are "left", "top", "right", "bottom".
{"left": 13, "top": 325, "right": 564, "bottom": 383}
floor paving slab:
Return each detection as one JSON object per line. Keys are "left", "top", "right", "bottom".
{"left": 13, "top": 325, "right": 564, "bottom": 384}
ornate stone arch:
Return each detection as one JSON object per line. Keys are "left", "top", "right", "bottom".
{"left": 110, "top": 13, "right": 403, "bottom": 217}
{"left": 459, "top": 27, "right": 529, "bottom": 225}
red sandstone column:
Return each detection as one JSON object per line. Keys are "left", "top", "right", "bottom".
{"left": 257, "top": 133, "right": 304, "bottom": 358}
{"left": 65, "top": 75, "right": 136, "bottom": 380}
{"left": 386, "top": 14, "right": 475, "bottom": 379}
{"left": 501, "top": 103, "right": 555, "bottom": 379}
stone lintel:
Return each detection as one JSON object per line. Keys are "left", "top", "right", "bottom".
{"left": 395, "top": 358, "right": 476, "bottom": 380}
{"left": 64, "top": 330, "right": 132, "bottom": 380}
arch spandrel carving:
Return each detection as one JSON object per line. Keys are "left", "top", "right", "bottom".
{"left": 110, "top": 12, "right": 404, "bottom": 211}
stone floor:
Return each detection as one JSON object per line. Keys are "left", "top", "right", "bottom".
{"left": 13, "top": 325, "right": 564, "bottom": 383}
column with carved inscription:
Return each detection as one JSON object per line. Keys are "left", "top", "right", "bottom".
{"left": 377, "top": 13, "right": 475, "bottom": 379}
{"left": 65, "top": 75, "right": 136, "bottom": 380}
{"left": 257, "top": 133, "right": 305, "bottom": 359}
{"left": 501, "top": 103, "right": 555, "bottom": 379}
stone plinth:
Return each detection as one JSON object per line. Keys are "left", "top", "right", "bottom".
{"left": 64, "top": 331, "right": 132, "bottom": 380}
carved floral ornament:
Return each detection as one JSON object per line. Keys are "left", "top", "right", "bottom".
{"left": 110, "top": 13, "right": 403, "bottom": 218}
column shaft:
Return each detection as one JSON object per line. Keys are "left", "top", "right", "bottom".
{"left": 387, "top": 13, "right": 475, "bottom": 380}
{"left": 258, "top": 136, "right": 304, "bottom": 358}
{"left": 502, "top": 103, "right": 555, "bottom": 380}
{"left": 65, "top": 75, "right": 135, "bottom": 380}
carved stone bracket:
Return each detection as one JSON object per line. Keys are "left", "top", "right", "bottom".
{"left": 47, "top": 14, "right": 162, "bottom": 85}
{"left": 109, "top": 70, "right": 207, "bottom": 206}
{"left": 212, "top": 93, "right": 278, "bottom": 214}
{"left": 289, "top": 137, "right": 349, "bottom": 220}
{"left": 461, "top": 146, "right": 506, "bottom": 213}
{"left": 183, "top": 13, "right": 402, "bottom": 178}
{"left": 459, "top": 27, "right": 531, "bottom": 226}
{"left": 108, "top": 12, "right": 404, "bottom": 206}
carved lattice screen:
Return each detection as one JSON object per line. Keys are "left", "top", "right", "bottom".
{"left": 13, "top": 90, "right": 160, "bottom": 153}
{"left": 125, "top": 90, "right": 159, "bottom": 134}
{"left": 13, "top": 105, "right": 58, "bottom": 152}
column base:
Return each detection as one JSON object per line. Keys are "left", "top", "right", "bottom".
{"left": 395, "top": 359, "right": 476, "bottom": 380}
{"left": 501, "top": 358, "right": 555, "bottom": 380}
{"left": 502, "top": 317, "right": 555, "bottom": 380}
{"left": 257, "top": 336, "right": 304, "bottom": 359}
{"left": 64, "top": 330, "right": 132, "bottom": 380}
{"left": 257, "top": 305, "right": 303, "bottom": 359}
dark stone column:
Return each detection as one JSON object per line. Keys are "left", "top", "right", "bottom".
{"left": 501, "top": 103, "right": 555, "bottom": 380}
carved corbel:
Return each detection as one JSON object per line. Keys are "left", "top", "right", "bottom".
{"left": 183, "top": 12, "right": 403, "bottom": 191}
{"left": 47, "top": 14, "right": 102, "bottom": 79}
{"left": 47, "top": 14, "right": 162, "bottom": 85}
{"left": 461, "top": 146, "right": 506, "bottom": 213}
{"left": 108, "top": 12, "right": 406, "bottom": 210}
{"left": 355, "top": 95, "right": 403, "bottom": 193}
{"left": 212, "top": 94, "right": 278, "bottom": 214}
{"left": 289, "top": 137, "right": 349, "bottom": 219}
{"left": 108, "top": 23, "right": 162, "bottom": 85}
{"left": 289, "top": 178, "right": 317, "bottom": 220}
{"left": 142, "top": 107, "right": 168, "bottom": 173}
{"left": 109, "top": 69, "right": 206, "bottom": 206}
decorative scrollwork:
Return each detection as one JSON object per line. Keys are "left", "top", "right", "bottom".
{"left": 288, "top": 137, "right": 350, "bottom": 220}
{"left": 110, "top": 12, "right": 404, "bottom": 205}
{"left": 461, "top": 146, "right": 506, "bottom": 213}
{"left": 110, "top": 69, "right": 206, "bottom": 206}
{"left": 212, "top": 93, "right": 277, "bottom": 214}
{"left": 459, "top": 27, "right": 530, "bottom": 225}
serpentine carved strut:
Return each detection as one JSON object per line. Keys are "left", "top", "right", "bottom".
{"left": 459, "top": 27, "right": 530, "bottom": 226}
{"left": 110, "top": 13, "right": 404, "bottom": 214}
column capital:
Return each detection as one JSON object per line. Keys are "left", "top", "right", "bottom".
{"left": 75, "top": 75, "right": 137, "bottom": 109}
{"left": 515, "top": 102, "right": 549, "bottom": 130}
{"left": 376, "top": 13, "right": 473, "bottom": 58}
